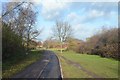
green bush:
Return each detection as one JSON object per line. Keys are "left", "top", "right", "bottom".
{"left": 2, "top": 23, "right": 26, "bottom": 64}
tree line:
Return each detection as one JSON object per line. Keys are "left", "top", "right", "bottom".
{"left": 76, "top": 27, "right": 119, "bottom": 60}
{"left": 2, "top": 2, "right": 41, "bottom": 63}
{"left": 43, "top": 20, "right": 119, "bottom": 60}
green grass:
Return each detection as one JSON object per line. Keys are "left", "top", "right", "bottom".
{"left": 58, "top": 54, "right": 91, "bottom": 78}
{"left": 47, "top": 48, "right": 67, "bottom": 51}
{"left": 2, "top": 50, "right": 43, "bottom": 78}
{"left": 55, "top": 50, "right": 119, "bottom": 78}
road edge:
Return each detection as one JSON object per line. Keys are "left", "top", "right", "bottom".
{"left": 55, "top": 53, "right": 64, "bottom": 79}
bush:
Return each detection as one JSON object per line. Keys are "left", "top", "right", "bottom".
{"left": 78, "top": 27, "right": 119, "bottom": 60}
{"left": 2, "top": 23, "right": 26, "bottom": 63}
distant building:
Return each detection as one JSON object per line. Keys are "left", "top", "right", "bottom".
{"left": 55, "top": 43, "right": 68, "bottom": 49}
{"left": 37, "top": 41, "right": 43, "bottom": 48}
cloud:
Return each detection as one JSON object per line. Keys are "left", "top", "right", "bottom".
{"left": 66, "top": 12, "right": 80, "bottom": 23}
{"left": 82, "top": 9, "right": 105, "bottom": 22}
{"left": 66, "top": 2, "right": 118, "bottom": 24}
{"left": 82, "top": 9, "right": 117, "bottom": 23}
{"left": 88, "top": 10, "right": 104, "bottom": 18}
{"left": 35, "top": 2, "right": 117, "bottom": 22}
{"left": 41, "top": 0, "right": 67, "bottom": 12}
{"left": 69, "top": 2, "right": 118, "bottom": 23}
{"left": 40, "top": 0, "right": 69, "bottom": 20}
{"left": 67, "top": 12, "right": 78, "bottom": 20}
{"left": 73, "top": 23, "right": 96, "bottom": 41}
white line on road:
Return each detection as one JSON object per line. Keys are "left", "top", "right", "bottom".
{"left": 36, "top": 59, "right": 50, "bottom": 80}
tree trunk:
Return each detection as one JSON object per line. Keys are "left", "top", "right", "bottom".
{"left": 61, "top": 42, "right": 62, "bottom": 53}
{"left": 26, "top": 39, "right": 29, "bottom": 55}
{"left": 26, "top": 27, "right": 30, "bottom": 55}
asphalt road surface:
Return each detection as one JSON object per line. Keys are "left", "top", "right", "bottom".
{"left": 12, "top": 50, "right": 61, "bottom": 79}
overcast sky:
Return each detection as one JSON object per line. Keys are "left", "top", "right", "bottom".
{"left": 1, "top": 0, "right": 118, "bottom": 41}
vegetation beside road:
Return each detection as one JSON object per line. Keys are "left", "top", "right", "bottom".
{"left": 55, "top": 50, "right": 119, "bottom": 78}
{"left": 76, "top": 28, "right": 118, "bottom": 60}
{"left": 2, "top": 2, "right": 42, "bottom": 78}
{"left": 2, "top": 50, "right": 43, "bottom": 78}
{"left": 44, "top": 27, "right": 119, "bottom": 60}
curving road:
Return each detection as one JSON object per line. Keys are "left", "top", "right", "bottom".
{"left": 12, "top": 50, "right": 62, "bottom": 79}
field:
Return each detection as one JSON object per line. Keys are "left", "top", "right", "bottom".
{"left": 55, "top": 50, "right": 119, "bottom": 78}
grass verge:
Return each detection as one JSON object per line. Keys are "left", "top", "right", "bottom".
{"left": 2, "top": 50, "right": 43, "bottom": 78}
{"left": 55, "top": 50, "right": 119, "bottom": 78}
{"left": 57, "top": 53, "right": 91, "bottom": 78}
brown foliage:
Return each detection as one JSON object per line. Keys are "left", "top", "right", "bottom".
{"left": 78, "top": 27, "right": 118, "bottom": 60}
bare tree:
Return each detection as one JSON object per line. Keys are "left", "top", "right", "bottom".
{"left": 2, "top": 2, "right": 42, "bottom": 54}
{"left": 20, "top": 3, "right": 41, "bottom": 54}
{"left": 52, "top": 20, "right": 73, "bottom": 53}
{"left": 2, "top": 2, "right": 25, "bottom": 17}
{"left": 43, "top": 37, "right": 53, "bottom": 49}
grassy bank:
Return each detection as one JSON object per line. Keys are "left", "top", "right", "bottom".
{"left": 55, "top": 50, "right": 119, "bottom": 78}
{"left": 2, "top": 50, "right": 43, "bottom": 78}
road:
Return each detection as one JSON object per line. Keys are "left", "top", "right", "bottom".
{"left": 12, "top": 50, "right": 62, "bottom": 79}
